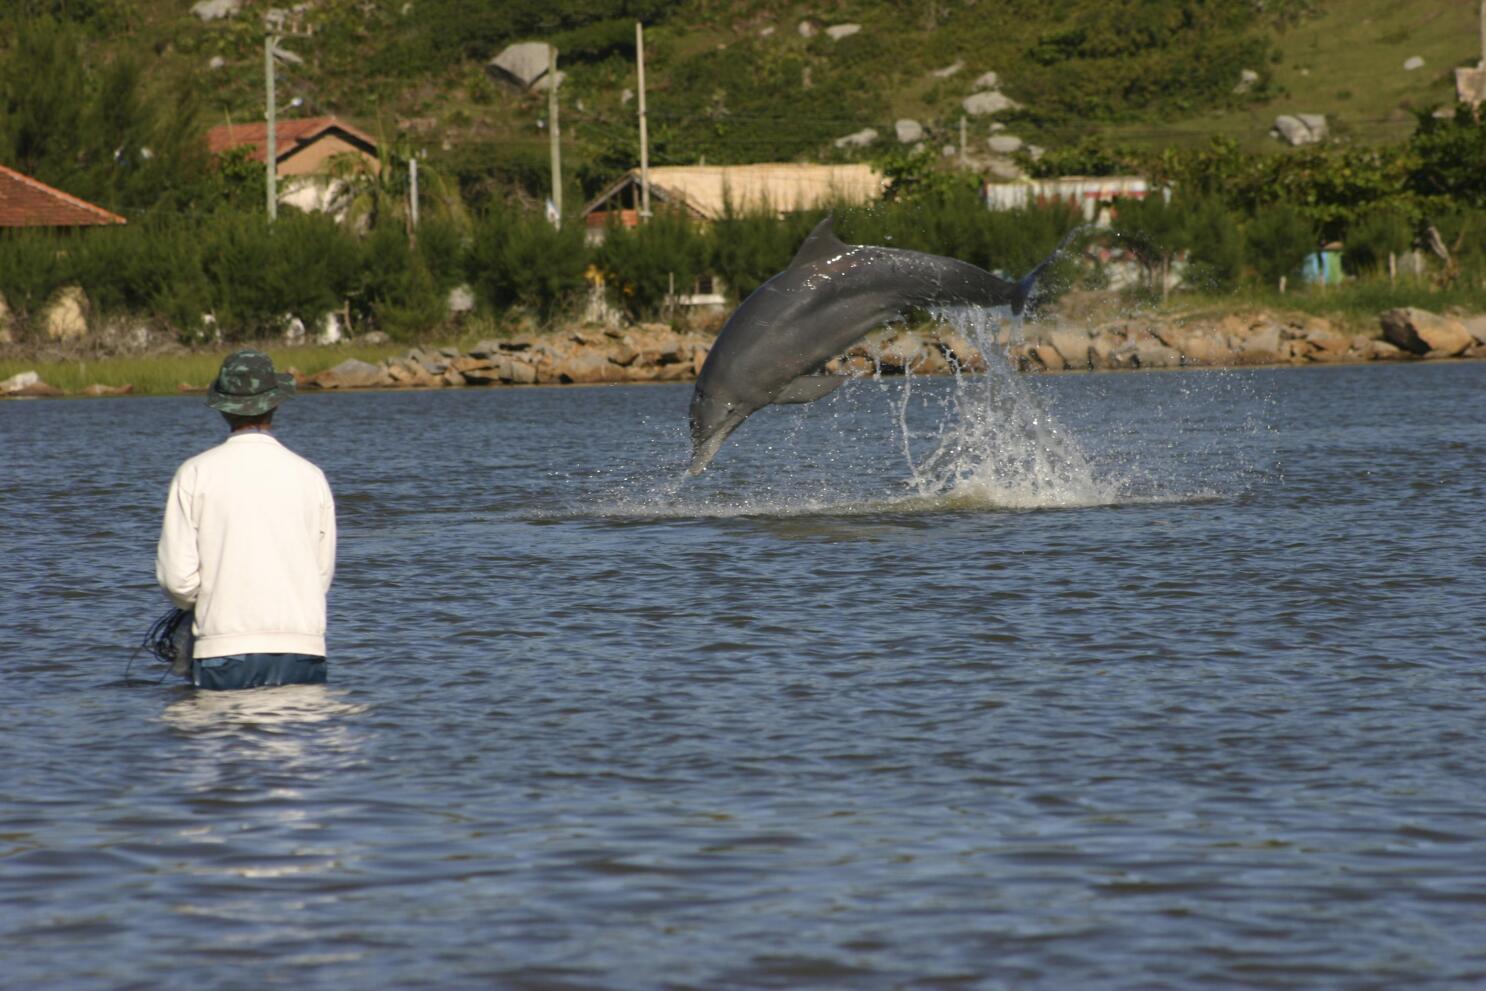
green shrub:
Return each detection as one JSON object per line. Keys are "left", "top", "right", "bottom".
{"left": 596, "top": 208, "right": 708, "bottom": 320}
{"left": 1182, "top": 197, "right": 1244, "bottom": 292}
{"left": 0, "top": 231, "right": 70, "bottom": 330}
{"left": 709, "top": 203, "right": 817, "bottom": 302}
{"left": 1246, "top": 207, "right": 1316, "bottom": 288}
{"left": 1343, "top": 210, "right": 1413, "bottom": 276}
{"left": 468, "top": 204, "right": 587, "bottom": 321}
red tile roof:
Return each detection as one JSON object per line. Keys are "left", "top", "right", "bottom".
{"left": 206, "top": 115, "right": 379, "bottom": 163}
{"left": 0, "top": 164, "right": 126, "bottom": 228}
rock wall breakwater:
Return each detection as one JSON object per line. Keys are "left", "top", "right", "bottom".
{"left": 4, "top": 307, "right": 1485, "bottom": 399}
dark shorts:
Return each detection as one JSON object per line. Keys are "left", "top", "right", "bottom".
{"left": 192, "top": 653, "right": 327, "bottom": 690}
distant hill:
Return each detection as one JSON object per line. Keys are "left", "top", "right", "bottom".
{"left": 3, "top": 0, "right": 1481, "bottom": 203}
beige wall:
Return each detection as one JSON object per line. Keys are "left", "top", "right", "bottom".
{"left": 278, "top": 135, "right": 379, "bottom": 177}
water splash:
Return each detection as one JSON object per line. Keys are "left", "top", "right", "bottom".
{"left": 889, "top": 306, "right": 1126, "bottom": 509}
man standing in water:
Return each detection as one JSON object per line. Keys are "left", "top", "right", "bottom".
{"left": 157, "top": 350, "right": 336, "bottom": 690}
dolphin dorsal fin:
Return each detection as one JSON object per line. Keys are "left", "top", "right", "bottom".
{"left": 788, "top": 216, "right": 849, "bottom": 269}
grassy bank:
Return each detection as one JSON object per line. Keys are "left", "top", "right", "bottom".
{"left": 0, "top": 344, "right": 407, "bottom": 397}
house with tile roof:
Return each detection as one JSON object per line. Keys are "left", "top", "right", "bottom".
{"left": 0, "top": 165, "right": 126, "bottom": 229}
{"left": 207, "top": 116, "right": 380, "bottom": 216}
{"left": 207, "top": 115, "right": 380, "bottom": 177}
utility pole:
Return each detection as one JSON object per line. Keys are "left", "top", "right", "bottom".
{"left": 548, "top": 46, "right": 562, "bottom": 229}
{"left": 265, "top": 30, "right": 277, "bottom": 221}
{"left": 636, "top": 21, "right": 651, "bottom": 221}
{"left": 408, "top": 156, "right": 419, "bottom": 243}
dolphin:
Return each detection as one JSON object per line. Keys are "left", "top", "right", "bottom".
{"left": 687, "top": 216, "right": 1076, "bottom": 474}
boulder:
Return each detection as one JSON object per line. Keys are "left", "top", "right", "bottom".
{"left": 1236, "top": 323, "right": 1282, "bottom": 364}
{"left": 1125, "top": 332, "right": 1180, "bottom": 368}
{"left": 825, "top": 23, "right": 860, "bottom": 40}
{"left": 963, "top": 91, "right": 1020, "bottom": 116}
{"left": 385, "top": 357, "right": 441, "bottom": 387}
{"left": 834, "top": 128, "right": 878, "bottom": 149}
{"left": 1234, "top": 68, "right": 1260, "bottom": 94}
{"left": 447, "top": 284, "right": 476, "bottom": 314}
{"left": 3, "top": 372, "right": 62, "bottom": 397}
{"left": 1273, "top": 113, "right": 1327, "bottom": 146}
{"left": 1030, "top": 343, "right": 1065, "bottom": 371}
{"left": 1380, "top": 307, "right": 1472, "bottom": 356}
{"left": 487, "top": 42, "right": 555, "bottom": 89}
{"left": 1171, "top": 331, "right": 1232, "bottom": 366}
{"left": 1281, "top": 339, "right": 1317, "bottom": 363}
{"left": 987, "top": 134, "right": 1023, "bottom": 154}
{"left": 2, "top": 371, "right": 40, "bottom": 394}
{"left": 191, "top": 0, "right": 241, "bottom": 20}
{"left": 1368, "top": 339, "right": 1407, "bottom": 360}
{"left": 973, "top": 71, "right": 999, "bottom": 89}
{"left": 1046, "top": 328, "right": 1093, "bottom": 369}
{"left": 1089, "top": 329, "right": 1125, "bottom": 369}
{"left": 1462, "top": 315, "right": 1486, "bottom": 346}
{"left": 1304, "top": 328, "right": 1351, "bottom": 359}
{"left": 43, "top": 286, "right": 89, "bottom": 342}
{"left": 81, "top": 383, "right": 134, "bottom": 397}
{"left": 307, "top": 359, "right": 388, "bottom": 389}
{"left": 931, "top": 60, "right": 964, "bottom": 79}
{"left": 1403, "top": 56, "right": 1425, "bottom": 71}
{"left": 986, "top": 156, "right": 1022, "bottom": 180}
{"left": 895, "top": 119, "right": 924, "bottom": 143}
{"left": 360, "top": 330, "right": 390, "bottom": 345}
{"left": 797, "top": 19, "right": 818, "bottom": 37}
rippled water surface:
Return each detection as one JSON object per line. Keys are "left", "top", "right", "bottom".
{"left": 2, "top": 360, "right": 1484, "bottom": 990}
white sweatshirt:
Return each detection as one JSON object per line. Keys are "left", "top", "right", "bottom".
{"left": 156, "top": 432, "right": 336, "bottom": 659}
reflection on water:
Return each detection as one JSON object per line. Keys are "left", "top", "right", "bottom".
{"left": 2, "top": 363, "right": 1485, "bottom": 989}
{"left": 162, "top": 684, "right": 367, "bottom": 766}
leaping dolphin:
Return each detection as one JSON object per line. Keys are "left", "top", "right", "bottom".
{"left": 687, "top": 216, "right": 1076, "bottom": 474}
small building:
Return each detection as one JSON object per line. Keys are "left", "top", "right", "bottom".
{"left": 581, "top": 163, "right": 887, "bottom": 238}
{"left": 983, "top": 175, "right": 1149, "bottom": 225}
{"left": 206, "top": 116, "right": 380, "bottom": 216}
{"left": 0, "top": 164, "right": 126, "bottom": 229}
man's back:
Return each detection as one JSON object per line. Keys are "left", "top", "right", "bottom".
{"left": 157, "top": 432, "right": 335, "bottom": 660}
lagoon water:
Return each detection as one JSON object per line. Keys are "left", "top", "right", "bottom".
{"left": 2, "top": 357, "right": 1484, "bottom": 989}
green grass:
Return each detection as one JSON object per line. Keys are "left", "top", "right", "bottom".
{"left": 1161, "top": 276, "right": 1486, "bottom": 329}
{"left": 0, "top": 344, "right": 407, "bottom": 397}
{"left": 1100, "top": 0, "right": 1479, "bottom": 152}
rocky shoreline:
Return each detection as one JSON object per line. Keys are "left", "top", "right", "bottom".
{"left": 4, "top": 306, "right": 1484, "bottom": 399}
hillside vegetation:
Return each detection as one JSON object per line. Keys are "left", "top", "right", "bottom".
{"left": 4, "top": 0, "right": 1486, "bottom": 347}
{"left": 5, "top": 0, "right": 1479, "bottom": 207}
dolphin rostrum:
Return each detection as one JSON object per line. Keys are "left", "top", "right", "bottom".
{"left": 687, "top": 216, "right": 1076, "bottom": 474}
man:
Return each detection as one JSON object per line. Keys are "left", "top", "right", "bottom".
{"left": 157, "top": 350, "right": 336, "bottom": 690}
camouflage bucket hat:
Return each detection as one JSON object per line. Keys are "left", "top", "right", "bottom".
{"left": 206, "top": 349, "right": 295, "bottom": 416}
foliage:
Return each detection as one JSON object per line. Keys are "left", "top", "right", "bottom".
{"left": 0, "top": 17, "right": 212, "bottom": 215}
{"left": 708, "top": 203, "right": 817, "bottom": 302}
{"left": 1342, "top": 209, "right": 1413, "bottom": 276}
{"left": 878, "top": 147, "right": 981, "bottom": 204}
{"left": 1022, "top": 137, "right": 1146, "bottom": 179}
{"left": 1245, "top": 206, "right": 1316, "bottom": 287}
{"left": 1182, "top": 197, "right": 1244, "bottom": 292}
{"left": 467, "top": 205, "right": 588, "bottom": 319}
{"left": 1408, "top": 107, "right": 1486, "bottom": 210}
{"left": 0, "top": 232, "right": 69, "bottom": 326}
{"left": 596, "top": 208, "right": 709, "bottom": 318}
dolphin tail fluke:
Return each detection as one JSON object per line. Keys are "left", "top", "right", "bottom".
{"left": 1012, "top": 225, "right": 1087, "bottom": 315}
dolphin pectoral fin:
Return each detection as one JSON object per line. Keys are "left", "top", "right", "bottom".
{"left": 788, "top": 216, "right": 851, "bottom": 269}
{"left": 774, "top": 375, "right": 846, "bottom": 405}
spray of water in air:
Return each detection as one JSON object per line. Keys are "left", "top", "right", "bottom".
{"left": 886, "top": 305, "right": 1125, "bottom": 510}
